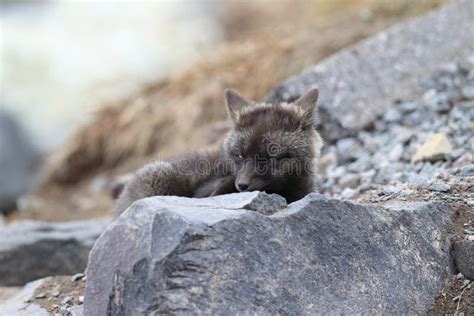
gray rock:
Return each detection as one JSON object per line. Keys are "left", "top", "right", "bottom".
{"left": 404, "top": 174, "right": 430, "bottom": 189}
{"left": 459, "top": 54, "right": 474, "bottom": 72}
{"left": 340, "top": 187, "right": 358, "bottom": 199}
{"left": 0, "top": 278, "right": 50, "bottom": 316}
{"left": 392, "top": 126, "right": 414, "bottom": 144}
{"left": 338, "top": 173, "right": 360, "bottom": 189}
{"left": 422, "top": 88, "right": 451, "bottom": 111}
{"left": 399, "top": 101, "right": 420, "bottom": 113}
{"left": 346, "top": 155, "right": 372, "bottom": 173}
{"left": 447, "top": 148, "right": 466, "bottom": 161}
{"left": 0, "top": 277, "right": 84, "bottom": 316}
{"left": 460, "top": 164, "right": 474, "bottom": 176}
{"left": 264, "top": 0, "right": 474, "bottom": 142}
{"left": 0, "top": 219, "right": 109, "bottom": 286}
{"left": 453, "top": 240, "right": 474, "bottom": 280}
{"left": 429, "top": 181, "right": 451, "bottom": 192}
{"left": 388, "top": 143, "right": 404, "bottom": 162}
{"left": 336, "top": 137, "right": 360, "bottom": 163}
{"left": 383, "top": 109, "right": 402, "bottom": 123}
{"left": 85, "top": 193, "right": 454, "bottom": 315}
{"left": 0, "top": 110, "right": 38, "bottom": 214}
{"left": 461, "top": 85, "right": 474, "bottom": 100}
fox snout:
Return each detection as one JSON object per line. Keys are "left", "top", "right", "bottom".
{"left": 235, "top": 172, "right": 268, "bottom": 192}
{"left": 235, "top": 175, "right": 251, "bottom": 192}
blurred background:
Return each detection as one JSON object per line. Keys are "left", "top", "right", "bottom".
{"left": 0, "top": 0, "right": 447, "bottom": 220}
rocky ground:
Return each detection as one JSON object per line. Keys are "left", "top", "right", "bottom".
{"left": 1, "top": 275, "right": 85, "bottom": 315}
{"left": 316, "top": 56, "right": 474, "bottom": 314}
{"left": 318, "top": 56, "right": 474, "bottom": 204}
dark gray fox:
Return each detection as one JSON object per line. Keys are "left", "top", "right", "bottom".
{"left": 115, "top": 88, "right": 322, "bottom": 214}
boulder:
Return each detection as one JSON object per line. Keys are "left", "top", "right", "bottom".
{"left": 85, "top": 192, "right": 454, "bottom": 315}
{"left": 0, "top": 110, "right": 38, "bottom": 214}
{"left": 0, "top": 219, "right": 109, "bottom": 286}
{"left": 264, "top": 0, "right": 474, "bottom": 142}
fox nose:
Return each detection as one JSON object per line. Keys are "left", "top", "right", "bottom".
{"left": 236, "top": 182, "right": 249, "bottom": 191}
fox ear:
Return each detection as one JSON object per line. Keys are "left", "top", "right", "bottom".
{"left": 295, "top": 88, "right": 319, "bottom": 127}
{"left": 225, "top": 89, "right": 252, "bottom": 122}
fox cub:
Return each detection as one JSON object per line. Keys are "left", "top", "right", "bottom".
{"left": 116, "top": 88, "right": 322, "bottom": 214}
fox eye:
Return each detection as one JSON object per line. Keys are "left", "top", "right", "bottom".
{"left": 231, "top": 151, "right": 243, "bottom": 160}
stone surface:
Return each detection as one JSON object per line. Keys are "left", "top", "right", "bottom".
{"left": 454, "top": 240, "right": 474, "bottom": 280}
{"left": 85, "top": 193, "right": 454, "bottom": 315}
{"left": 413, "top": 133, "right": 452, "bottom": 163}
{"left": 0, "top": 110, "right": 38, "bottom": 214}
{"left": 264, "top": 0, "right": 474, "bottom": 142}
{"left": 0, "top": 276, "right": 85, "bottom": 315}
{"left": 338, "top": 173, "right": 360, "bottom": 189}
{"left": 0, "top": 219, "right": 109, "bottom": 286}
{"left": 0, "top": 278, "right": 50, "bottom": 316}
{"left": 429, "top": 181, "right": 451, "bottom": 193}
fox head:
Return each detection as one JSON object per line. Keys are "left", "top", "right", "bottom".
{"left": 222, "top": 88, "right": 322, "bottom": 202}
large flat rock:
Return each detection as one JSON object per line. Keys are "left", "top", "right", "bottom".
{"left": 0, "top": 219, "right": 109, "bottom": 286}
{"left": 85, "top": 192, "right": 454, "bottom": 315}
{"left": 265, "top": 0, "right": 474, "bottom": 141}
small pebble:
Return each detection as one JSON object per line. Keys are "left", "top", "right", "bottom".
{"left": 61, "top": 296, "right": 73, "bottom": 305}
{"left": 383, "top": 109, "right": 402, "bottom": 123}
{"left": 72, "top": 273, "right": 85, "bottom": 282}
{"left": 341, "top": 188, "right": 358, "bottom": 199}
{"left": 460, "top": 164, "right": 474, "bottom": 176}
{"left": 388, "top": 144, "right": 404, "bottom": 162}
{"left": 429, "top": 181, "right": 450, "bottom": 192}
{"left": 461, "top": 85, "right": 474, "bottom": 99}
{"left": 338, "top": 173, "right": 360, "bottom": 189}
{"left": 51, "top": 290, "right": 60, "bottom": 298}
{"left": 35, "top": 292, "right": 46, "bottom": 299}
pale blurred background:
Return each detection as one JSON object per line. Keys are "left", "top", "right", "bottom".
{"left": 1, "top": 0, "right": 224, "bottom": 150}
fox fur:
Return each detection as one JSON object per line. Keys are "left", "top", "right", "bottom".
{"left": 115, "top": 88, "right": 322, "bottom": 214}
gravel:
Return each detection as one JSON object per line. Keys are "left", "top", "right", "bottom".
{"left": 318, "top": 56, "right": 474, "bottom": 201}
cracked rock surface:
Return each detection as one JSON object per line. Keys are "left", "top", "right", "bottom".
{"left": 85, "top": 192, "right": 454, "bottom": 315}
